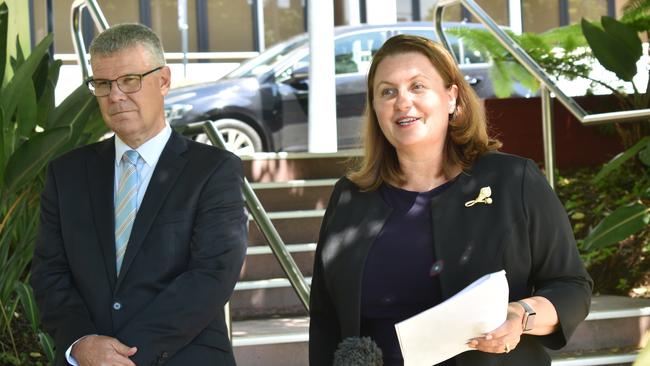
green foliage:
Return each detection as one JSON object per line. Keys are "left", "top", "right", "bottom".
{"left": 581, "top": 138, "right": 650, "bottom": 254}
{"left": 621, "top": 0, "right": 650, "bottom": 33}
{"left": 582, "top": 203, "right": 650, "bottom": 250}
{"left": 557, "top": 163, "right": 649, "bottom": 295}
{"left": 0, "top": 2, "right": 106, "bottom": 362}
{"left": 581, "top": 17, "right": 642, "bottom": 82}
{"left": 593, "top": 136, "right": 650, "bottom": 182}
{"left": 447, "top": 25, "right": 591, "bottom": 98}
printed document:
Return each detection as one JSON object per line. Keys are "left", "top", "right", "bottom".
{"left": 395, "top": 270, "right": 509, "bottom": 366}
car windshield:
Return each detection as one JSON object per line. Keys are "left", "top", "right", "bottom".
{"left": 225, "top": 34, "right": 308, "bottom": 79}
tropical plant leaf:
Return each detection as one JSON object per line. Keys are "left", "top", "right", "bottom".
{"left": 47, "top": 83, "right": 93, "bottom": 128}
{"left": 16, "top": 80, "right": 37, "bottom": 138}
{"left": 0, "top": 107, "right": 8, "bottom": 182}
{"left": 593, "top": 136, "right": 650, "bottom": 182}
{"left": 0, "top": 33, "right": 53, "bottom": 126}
{"left": 621, "top": 0, "right": 650, "bottom": 31}
{"left": 489, "top": 60, "right": 514, "bottom": 98}
{"left": 37, "top": 79, "right": 56, "bottom": 128}
{"left": 3, "top": 126, "right": 70, "bottom": 193}
{"left": 58, "top": 91, "right": 102, "bottom": 154}
{"left": 32, "top": 54, "right": 51, "bottom": 100}
{"left": 639, "top": 139, "right": 650, "bottom": 166}
{"left": 583, "top": 203, "right": 650, "bottom": 250}
{"left": 602, "top": 16, "right": 643, "bottom": 59}
{"left": 9, "top": 36, "right": 25, "bottom": 72}
{"left": 581, "top": 17, "right": 641, "bottom": 82}
{"left": 38, "top": 331, "right": 55, "bottom": 362}
{"left": 14, "top": 281, "right": 39, "bottom": 332}
{"left": 0, "top": 2, "right": 8, "bottom": 86}
{"left": 509, "top": 62, "right": 539, "bottom": 92}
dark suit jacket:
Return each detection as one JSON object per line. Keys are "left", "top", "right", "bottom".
{"left": 30, "top": 131, "right": 248, "bottom": 366}
{"left": 309, "top": 152, "right": 593, "bottom": 366}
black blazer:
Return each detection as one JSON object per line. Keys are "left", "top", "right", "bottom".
{"left": 309, "top": 152, "right": 593, "bottom": 366}
{"left": 31, "top": 131, "right": 248, "bottom": 366}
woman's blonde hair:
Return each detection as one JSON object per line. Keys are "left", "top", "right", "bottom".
{"left": 347, "top": 34, "right": 501, "bottom": 191}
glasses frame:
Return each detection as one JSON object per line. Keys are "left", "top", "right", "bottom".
{"left": 86, "top": 66, "right": 164, "bottom": 97}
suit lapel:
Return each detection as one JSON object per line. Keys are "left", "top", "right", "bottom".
{"left": 87, "top": 138, "right": 118, "bottom": 290}
{"left": 116, "top": 132, "right": 188, "bottom": 288}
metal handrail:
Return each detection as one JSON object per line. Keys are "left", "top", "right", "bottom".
{"left": 202, "top": 122, "right": 311, "bottom": 310}
{"left": 71, "top": 0, "right": 108, "bottom": 80}
{"left": 434, "top": 0, "right": 650, "bottom": 188}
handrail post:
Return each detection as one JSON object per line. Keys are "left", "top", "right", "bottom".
{"left": 541, "top": 86, "right": 556, "bottom": 189}
{"left": 202, "top": 121, "right": 311, "bottom": 311}
{"left": 71, "top": 0, "right": 109, "bottom": 79}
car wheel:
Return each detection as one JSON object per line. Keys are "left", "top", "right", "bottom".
{"left": 195, "top": 119, "right": 263, "bottom": 155}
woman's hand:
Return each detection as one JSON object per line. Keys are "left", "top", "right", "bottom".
{"left": 467, "top": 302, "right": 525, "bottom": 354}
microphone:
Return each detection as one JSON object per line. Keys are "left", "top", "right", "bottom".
{"left": 333, "top": 336, "right": 383, "bottom": 366}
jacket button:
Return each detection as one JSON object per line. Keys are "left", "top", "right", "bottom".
{"left": 112, "top": 301, "right": 122, "bottom": 310}
{"left": 160, "top": 352, "right": 169, "bottom": 358}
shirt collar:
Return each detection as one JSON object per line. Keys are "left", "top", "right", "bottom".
{"left": 114, "top": 123, "right": 172, "bottom": 167}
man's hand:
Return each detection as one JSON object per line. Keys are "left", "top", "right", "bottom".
{"left": 71, "top": 335, "right": 137, "bottom": 366}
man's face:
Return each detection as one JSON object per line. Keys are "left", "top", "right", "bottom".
{"left": 90, "top": 44, "right": 171, "bottom": 148}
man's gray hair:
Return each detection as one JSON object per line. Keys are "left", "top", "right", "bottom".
{"left": 89, "top": 23, "right": 165, "bottom": 66}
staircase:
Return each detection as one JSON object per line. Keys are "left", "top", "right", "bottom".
{"left": 229, "top": 151, "right": 649, "bottom": 366}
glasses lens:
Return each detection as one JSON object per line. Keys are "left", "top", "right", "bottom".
{"left": 117, "top": 75, "right": 142, "bottom": 93}
{"left": 90, "top": 80, "right": 111, "bottom": 96}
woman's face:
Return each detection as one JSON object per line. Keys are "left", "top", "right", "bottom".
{"left": 372, "top": 52, "right": 458, "bottom": 153}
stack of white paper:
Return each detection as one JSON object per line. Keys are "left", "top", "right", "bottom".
{"left": 395, "top": 270, "right": 509, "bottom": 366}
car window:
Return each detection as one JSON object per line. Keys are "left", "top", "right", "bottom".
{"left": 399, "top": 28, "right": 487, "bottom": 65}
{"left": 334, "top": 31, "right": 388, "bottom": 75}
{"left": 226, "top": 34, "right": 308, "bottom": 79}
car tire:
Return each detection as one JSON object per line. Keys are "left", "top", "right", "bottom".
{"left": 195, "top": 119, "right": 263, "bottom": 155}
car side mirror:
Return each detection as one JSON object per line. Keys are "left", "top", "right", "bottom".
{"left": 291, "top": 65, "right": 309, "bottom": 82}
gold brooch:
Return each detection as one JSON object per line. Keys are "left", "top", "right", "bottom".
{"left": 465, "top": 186, "right": 493, "bottom": 207}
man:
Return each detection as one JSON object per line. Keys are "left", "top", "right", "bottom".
{"left": 30, "top": 23, "right": 247, "bottom": 366}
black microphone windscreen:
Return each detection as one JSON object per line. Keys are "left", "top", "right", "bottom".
{"left": 333, "top": 336, "right": 383, "bottom": 366}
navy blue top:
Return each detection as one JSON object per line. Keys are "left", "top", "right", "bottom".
{"left": 360, "top": 182, "right": 456, "bottom": 366}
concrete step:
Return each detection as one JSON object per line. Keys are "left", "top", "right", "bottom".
{"left": 247, "top": 209, "right": 325, "bottom": 246}
{"left": 242, "top": 150, "right": 360, "bottom": 183}
{"left": 240, "top": 243, "right": 316, "bottom": 281}
{"left": 231, "top": 296, "right": 650, "bottom": 366}
{"left": 230, "top": 277, "right": 312, "bottom": 319}
{"left": 552, "top": 348, "right": 639, "bottom": 366}
{"left": 233, "top": 316, "right": 309, "bottom": 366}
{"left": 552, "top": 295, "right": 650, "bottom": 354}
{"left": 250, "top": 179, "right": 336, "bottom": 211}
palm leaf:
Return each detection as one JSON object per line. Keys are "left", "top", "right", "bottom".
{"left": 14, "top": 281, "right": 39, "bottom": 332}
{"left": 583, "top": 203, "right": 650, "bottom": 250}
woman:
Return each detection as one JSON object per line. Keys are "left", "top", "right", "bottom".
{"left": 309, "top": 34, "right": 592, "bottom": 366}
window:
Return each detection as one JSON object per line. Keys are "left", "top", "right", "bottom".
{"left": 400, "top": 28, "right": 487, "bottom": 65}
{"left": 334, "top": 31, "right": 387, "bottom": 75}
{"left": 264, "top": 0, "right": 305, "bottom": 48}
{"left": 207, "top": 0, "right": 254, "bottom": 52}
{"left": 522, "top": 0, "right": 560, "bottom": 33}
{"left": 568, "top": 0, "right": 608, "bottom": 23}
{"left": 150, "top": 0, "right": 198, "bottom": 53}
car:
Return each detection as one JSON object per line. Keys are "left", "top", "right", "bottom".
{"left": 165, "top": 21, "right": 529, "bottom": 154}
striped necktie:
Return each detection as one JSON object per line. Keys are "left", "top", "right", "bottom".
{"left": 115, "top": 150, "right": 140, "bottom": 275}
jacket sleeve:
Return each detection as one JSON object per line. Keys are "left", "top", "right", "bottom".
{"left": 116, "top": 153, "right": 247, "bottom": 364}
{"left": 309, "top": 179, "right": 344, "bottom": 366}
{"left": 522, "top": 160, "right": 593, "bottom": 349}
{"left": 30, "top": 163, "right": 98, "bottom": 359}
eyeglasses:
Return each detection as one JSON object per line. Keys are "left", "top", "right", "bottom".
{"left": 86, "top": 66, "right": 163, "bottom": 97}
